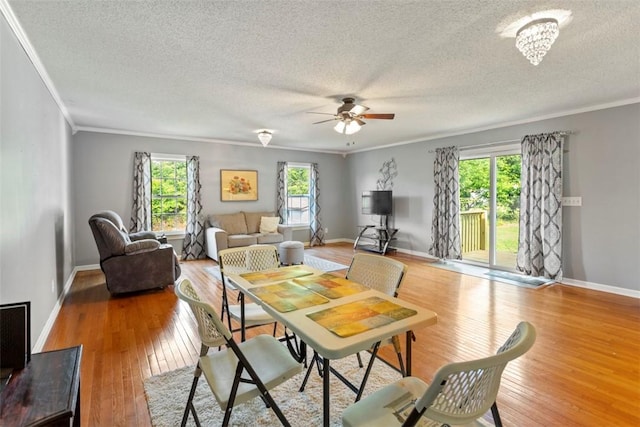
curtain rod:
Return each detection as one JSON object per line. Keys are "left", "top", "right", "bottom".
{"left": 428, "top": 131, "right": 573, "bottom": 153}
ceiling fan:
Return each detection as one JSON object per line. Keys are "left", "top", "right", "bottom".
{"left": 308, "top": 97, "right": 395, "bottom": 135}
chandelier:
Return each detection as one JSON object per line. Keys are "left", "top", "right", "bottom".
{"left": 515, "top": 18, "right": 560, "bottom": 66}
{"left": 257, "top": 130, "right": 272, "bottom": 147}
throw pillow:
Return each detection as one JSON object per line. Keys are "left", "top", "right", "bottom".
{"left": 260, "top": 216, "right": 280, "bottom": 234}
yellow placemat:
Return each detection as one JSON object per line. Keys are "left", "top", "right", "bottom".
{"left": 293, "top": 273, "right": 368, "bottom": 299}
{"left": 239, "top": 266, "right": 313, "bottom": 285}
{"left": 251, "top": 281, "right": 330, "bottom": 313}
{"left": 307, "top": 296, "right": 417, "bottom": 338}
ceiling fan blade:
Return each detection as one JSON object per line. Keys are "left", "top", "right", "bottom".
{"left": 361, "top": 113, "right": 395, "bottom": 120}
{"left": 313, "top": 118, "right": 337, "bottom": 124}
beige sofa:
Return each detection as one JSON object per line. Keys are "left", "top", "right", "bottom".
{"left": 204, "top": 211, "right": 294, "bottom": 261}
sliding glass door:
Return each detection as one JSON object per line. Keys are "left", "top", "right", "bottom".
{"left": 459, "top": 145, "right": 521, "bottom": 270}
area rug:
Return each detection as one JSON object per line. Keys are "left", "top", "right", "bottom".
{"left": 203, "top": 254, "right": 348, "bottom": 282}
{"left": 144, "top": 351, "right": 400, "bottom": 426}
{"left": 432, "top": 261, "right": 554, "bottom": 289}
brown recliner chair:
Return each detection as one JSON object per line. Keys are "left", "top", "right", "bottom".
{"left": 88, "top": 210, "right": 181, "bottom": 295}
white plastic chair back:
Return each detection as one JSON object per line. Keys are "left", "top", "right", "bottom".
{"left": 415, "top": 321, "right": 537, "bottom": 424}
{"left": 346, "top": 253, "right": 407, "bottom": 296}
{"left": 219, "top": 245, "right": 280, "bottom": 276}
{"left": 175, "top": 279, "right": 230, "bottom": 348}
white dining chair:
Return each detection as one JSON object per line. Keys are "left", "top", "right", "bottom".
{"left": 175, "top": 279, "right": 302, "bottom": 427}
{"left": 218, "top": 245, "right": 280, "bottom": 341}
{"left": 299, "top": 253, "right": 408, "bottom": 400}
{"left": 342, "top": 321, "right": 537, "bottom": 427}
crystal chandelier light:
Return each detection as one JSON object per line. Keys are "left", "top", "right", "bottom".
{"left": 257, "top": 130, "right": 272, "bottom": 147}
{"left": 515, "top": 18, "right": 560, "bottom": 66}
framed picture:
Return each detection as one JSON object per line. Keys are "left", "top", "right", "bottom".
{"left": 220, "top": 169, "right": 258, "bottom": 201}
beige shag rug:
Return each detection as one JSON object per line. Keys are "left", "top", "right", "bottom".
{"left": 144, "top": 351, "right": 400, "bottom": 426}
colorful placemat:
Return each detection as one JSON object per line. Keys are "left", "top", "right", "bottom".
{"left": 293, "top": 273, "right": 368, "bottom": 299}
{"left": 251, "top": 281, "right": 330, "bottom": 313}
{"left": 239, "top": 265, "right": 313, "bottom": 285}
{"left": 306, "top": 296, "right": 417, "bottom": 338}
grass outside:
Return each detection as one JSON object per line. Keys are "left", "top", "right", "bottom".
{"left": 496, "top": 220, "right": 519, "bottom": 252}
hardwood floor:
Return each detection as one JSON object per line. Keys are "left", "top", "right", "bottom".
{"left": 44, "top": 243, "right": 640, "bottom": 426}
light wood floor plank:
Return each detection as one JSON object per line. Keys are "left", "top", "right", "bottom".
{"left": 43, "top": 243, "right": 640, "bottom": 426}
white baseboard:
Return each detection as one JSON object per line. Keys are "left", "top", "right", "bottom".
{"left": 559, "top": 278, "right": 640, "bottom": 298}
{"left": 32, "top": 265, "right": 82, "bottom": 352}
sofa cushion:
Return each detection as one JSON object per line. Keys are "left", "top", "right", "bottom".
{"left": 256, "top": 233, "right": 284, "bottom": 244}
{"left": 260, "top": 216, "right": 280, "bottom": 234}
{"left": 244, "top": 211, "right": 276, "bottom": 234}
{"left": 210, "top": 212, "right": 248, "bottom": 235}
{"left": 228, "top": 234, "right": 258, "bottom": 248}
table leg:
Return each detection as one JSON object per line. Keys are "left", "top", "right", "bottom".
{"left": 406, "top": 330, "right": 412, "bottom": 376}
{"left": 322, "top": 357, "right": 330, "bottom": 427}
{"left": 240, "top": 293, "right": 246, "bottom": 342}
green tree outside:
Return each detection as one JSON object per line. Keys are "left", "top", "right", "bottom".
{"left": 151, "top": 160, "right": 187, "bottom": 231}
{"left": 287, "top": 167, "right": 309, "bottom": 195}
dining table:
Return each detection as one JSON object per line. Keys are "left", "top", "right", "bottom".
{"left": 226, "top": 264, "right": 438, "bottom": 427}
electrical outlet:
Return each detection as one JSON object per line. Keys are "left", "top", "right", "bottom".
{"left": 562, "top": 196, "right": 582, "bottom": 206}
{"left": 324, "top": 227, "right": 329, "bottom": 234}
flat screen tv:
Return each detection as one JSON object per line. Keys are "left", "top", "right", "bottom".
{"left": 1, "top": 301, "right": 31, "bottom": 378}
{"left": 362, "top": 190, "right": 392, "bottom": 215}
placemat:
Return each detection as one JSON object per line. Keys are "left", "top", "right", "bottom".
{"left": 239, "top": 265, "right": 313, "bottom": 285}
{"left": 293, "top": 273, "right": 368, "bottom": 299}
{"left": 307, "top": 296, "right": 417, "bottom": 338}
{"left": 251, "top": 281, "right": 330, "bottom": 313}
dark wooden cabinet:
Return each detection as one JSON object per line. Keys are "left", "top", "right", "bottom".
{"left": 0, "top": 346, "right": 82, "bottom": 426}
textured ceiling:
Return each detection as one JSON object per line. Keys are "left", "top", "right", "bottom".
{"left": 5, "top": 0, "right": 640, "bottom": 153}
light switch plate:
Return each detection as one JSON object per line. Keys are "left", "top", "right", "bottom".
{"left": 563, "top": 196, "right": 582, "bottom": 206}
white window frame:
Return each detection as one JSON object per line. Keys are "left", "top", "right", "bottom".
{"left": 150, "top": 153, "right": 187, "bottom": 236}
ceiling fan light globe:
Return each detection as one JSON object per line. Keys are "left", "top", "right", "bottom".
{"left": 344, "top": 121, "right": 361, "bottom": 135}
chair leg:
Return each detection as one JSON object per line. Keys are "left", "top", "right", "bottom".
{"left": 355, "top": 341, "right": 381, "bottom": 402}
{"left": 181, "top": 365, "right": 202, "bottom": 427}
{"left": 356, "top": 351, "right": 363, "bottom": 368}
{"left": 299, "top": 351, "right": 319, "bottom": 392}
{"left": 491, "top": 402, "right": 503, "bottom": 427}
{"left": 392, "top": 335, "right": 406, "bottom": 376}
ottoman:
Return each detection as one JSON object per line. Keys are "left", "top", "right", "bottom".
{"left": 279, "top": 241, "right": 304, "bottom": 265}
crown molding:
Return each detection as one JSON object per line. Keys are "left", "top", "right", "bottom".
{"left": 0, "top": 0, "right": 77, "bottom": 132}
{"left": 75, "top": 126, "right": 345, "bottom": 155}
{"left": 348, "top": 97, "right": 640, "bottom": 155}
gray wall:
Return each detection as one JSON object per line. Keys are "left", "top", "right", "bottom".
{"left": 346, "top": 103, "right": 640, "bottom": 292}
{"left": 1, "top": 16, "right": 75, "bottom": 346}
{"left": 72, "top": 132, "right": 349, "bottom": 266}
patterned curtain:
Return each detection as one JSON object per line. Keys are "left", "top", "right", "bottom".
{"left": 182, "top": 156, "right": 205, "bottom": 260}
{"left": 309, "top": 163, "right": 325, "bottom": 246}
{"left": 276, "top": 161, "right": 287, "bottom": 223}
{"left": 517, "top": 132, "right": 564, "bottom": 279}
{"left": 429, "top": 146, "right": 461, "bottom": 259}
{"left": 129, "top": 152, "right": 151, "bottom": 232}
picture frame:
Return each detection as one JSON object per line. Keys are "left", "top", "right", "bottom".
{"left": 220, "top": 169, "right": 258, "bottom": 201}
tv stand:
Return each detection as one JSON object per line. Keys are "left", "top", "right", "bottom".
{"left": 354, "top": 224, "right": 398, "bottom": 255}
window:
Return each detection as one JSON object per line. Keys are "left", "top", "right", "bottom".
{"left": 285, "top": 163, "right": 311, "bottom": 225}
{"left": 151, "top": 155, "right": 187, "bottom": 233}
